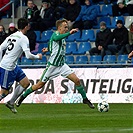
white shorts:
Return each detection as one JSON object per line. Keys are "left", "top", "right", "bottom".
{"left": 40, "top": 63, "right": 74, "bottom": 82}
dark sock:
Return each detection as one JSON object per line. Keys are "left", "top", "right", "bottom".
{"left": 76, "top": 85, "right": 87, "bottom": 99}
{"left": 23, "top": 87, "right": 34, "bottom": 98}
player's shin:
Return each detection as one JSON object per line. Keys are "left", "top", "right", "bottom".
{"left": 22, "top": 85, "right": 34, "bottom": 98}
{"left": 8, "top": 85, "right": 25, "bottom": 104}
{"left": 76, "top": 85, "right": 87, "bottom": 99}
{"left": 76, "top": 86, "right": 95, "bottom": 109}
{"left": 16, "top": 84, "right": 33, "bottom": 107}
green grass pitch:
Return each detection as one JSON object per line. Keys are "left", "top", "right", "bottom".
{"left": 0, "top": 103, "right": 133, "bottom": 133}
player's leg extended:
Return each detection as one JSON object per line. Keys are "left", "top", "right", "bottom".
{"left": 67, "top": 73, "right": 86, "bottom": 98}
{"left": 16, "top": 64, "right": 57, "bottom": 107}
{"left": 67, "top": 73, "right": 95, "bottom": 109}
{"left": 16, "top": 81, "right": 45, "bottom": 107}
{"left": 0, "top": 68, "right": 18, "bottom": 113}
{"left": 8, "top": 76, "right": 30, "bottom": 105}
{"left": 4, "top": 66, "right": 27, "bottom": 113}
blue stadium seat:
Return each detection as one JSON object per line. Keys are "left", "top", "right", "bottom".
{"left": 33, "top": 56, "right": 47, "bottom": 65}
{"left": 93, "top": 16, "right": 111, "bottom": 29}
{"left": 17, "top": 58, "right": 21, "bottom": 65}
{"left": 73, "top": 42, "right": 91, "bottom": 55}
{"left": 109, "top": 16, "right": 125, "bottom": 28}
{"left": 66, "top": 30, "right": 81, "bottom": 42}
{"left": 103, "top": 55, "right": 117, "bottom": 64}
{"left": 75, "top": 56, "right": 88, "bottom": 64}
{"left": 89, "top": 55, "right": 102, "bottom": 64}
{"left": 46, "top": 51, "right": 50, "bottom": 55}
{"left": 99, "top": 4, "right": 112, "bottom": 16}
{"left": 65, "top": 56, "right": 74, "bottom": 64}
{"left": 38, "top": 43, "right": 48, "bottom": 53}
{"left": 36, "top": 43, "right": 50, "bottom": 55}
{"left": 117, "top": 54, "right": 128, "bottom": 64}
{"left": 94, "top": 5, "right": 101, "bottom": 17}
{"left": 52, "top": 27, "right": 57, "bottom": 30}
{"left": 76, "top": 30, "right": 95, "bottom": 42}
{"left": 99, "top": 0, "right": 105, "bottom": 4}
{"left": 34, "top": 31, "right": 41, "bottom": 42}
{"left": 66, "top": 42, "right": 78, "bottom": 55}
{"left": 21, "top": 57, "right": 33, "bottom": 65}
{"left": 40, "top": 30, "right": 53, "bottom": 43}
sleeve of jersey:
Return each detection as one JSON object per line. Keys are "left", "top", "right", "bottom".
{"left": 24, "top": 50, "right": 39, "bottom": 60}
{"left": 53, "top": 32, "right": 70, "bottom": 41}
{"left": 0, "top": 46, "right": 2, "bottom": 62}
{"left": 21, "top": 37, "right": 39, "bottom": 60}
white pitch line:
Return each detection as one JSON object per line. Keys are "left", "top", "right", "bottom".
{"left": 51, "top": 128, "right": 133, "bottom": 133}
{"left": 119, "top": 128, "right": 133, "bottom": 132}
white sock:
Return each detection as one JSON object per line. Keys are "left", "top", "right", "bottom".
{"left": 9, "top": 85, "right": 25, "bottom": 105}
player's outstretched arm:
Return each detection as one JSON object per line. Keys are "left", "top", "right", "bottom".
{"left": 69, "top": 28, "right": 78, "bottom": 34}
{"left": 24, "top": 50, "right": 42, "bottom": 60}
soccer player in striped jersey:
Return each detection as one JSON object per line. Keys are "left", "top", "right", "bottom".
{"left": 0, "top": 18, "right": 43, "bottom": 113}
{"left": 16, "top": 19, "right": 95, "bottom": 109}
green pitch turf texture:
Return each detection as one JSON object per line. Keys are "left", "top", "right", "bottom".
{"left": 0, "top": 103, "right": 132, "bottom": 133}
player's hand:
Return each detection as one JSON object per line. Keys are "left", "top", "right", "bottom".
{"left": 42, "top": 47, "right": 48, "bottom": 53}
{"left": 37, "top": 53, "right": 42, "bottom": 60}
{"left": 70, "top": 28, "right": 78, "bottom": 34}
{"left": 128, "top": 51, "right": 133, "bottom": 59}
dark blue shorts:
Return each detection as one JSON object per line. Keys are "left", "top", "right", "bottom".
{"left": 0, "top": 66, "right": 26, "bottom": 90}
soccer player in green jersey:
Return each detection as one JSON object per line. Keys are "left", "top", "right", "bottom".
{"left": 16, "top": 19, "right": 95, "bottom": 109}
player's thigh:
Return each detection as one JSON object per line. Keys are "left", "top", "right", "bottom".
{"left": 40, "top": 65, "right": 60, "bottom": 82}
{"left": 60, "top": 64, "right": 80, "bottom": 86}
{"left": 60, "top": 64, "right": 74, "bottom": 78}
{"left": 15, "top": 66, "right": 30, "bottom": 88}
{"left": 0, "top": 67, "right": 15, "bottom": 91}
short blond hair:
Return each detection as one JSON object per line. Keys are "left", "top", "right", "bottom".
{"left": 56, "top": 19, "right": 68, "bottom": 29}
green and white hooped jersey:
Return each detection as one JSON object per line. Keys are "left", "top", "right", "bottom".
{"left": 48, "top": 31, "right": 70, "bottom": 66}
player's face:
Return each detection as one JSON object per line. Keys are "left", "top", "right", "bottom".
{"left": 23, "top": 24, "right": 30, "bottom": 34}
{"left": 59, "top": 22, "right": 69, "bottom": 34}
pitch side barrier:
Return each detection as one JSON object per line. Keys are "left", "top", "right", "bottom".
{"left": 0, "top": 64, "right": 133, "bottom": 103}
{"left": 18, "top": 63, "right": 133, "bottom": 68}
